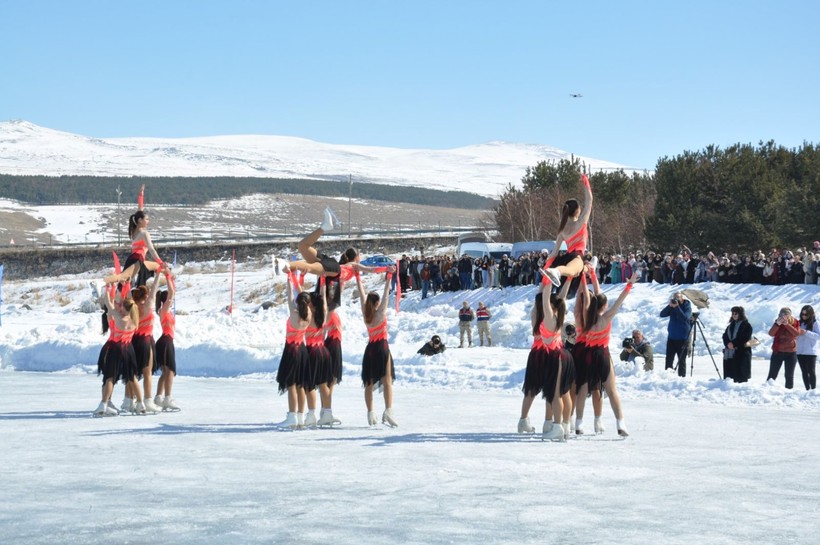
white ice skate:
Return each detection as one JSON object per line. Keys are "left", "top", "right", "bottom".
{"left": 120, "top": 397, "right": 135, "bottom": 413}
{"left": 544, "top": 268, "right": 561, "bottom": 285}
{"left": 617, "top": 420, "right": 629, "bottom": 437}
{"left": 575, "top": 418, "right": 585, "bottom": 435}
{"left": 367, "top": 411, "right": 378, "bottom": 426}
{"left": 276, "top": 412, "right": 298, "bottom": 429}
{"left": 517, "top": 417, "right": 535, "bottom": 434}
{"left": 304, "top": 410, "right": 317, "bottom": 428}
{"left": 162, "top": 397, "right": 181, "bottom": 412}
{"left": 106, "top": 399, "right": 121, "bottom": 415}
{"left": 143, "top": 398, "right": 161, "bottom": 414}
{"left": 320, "top": 207, "right": 337, "bottom": 232}
{"left": 542, "top": 421, "right": 565, "bottom": 442}
{"left": 154, "top": 395, "right": 165, "bottom": 409}
{"left": 382, "top": 408, "right": 398, "bottom": 428}
{"left": 317, "top": 409, "right": 341, "bottom": 427}
{"left": 594, "top": 416, "right": 605, "bottom": 434}
{"left": 134, "top": 400, "right": 147, "bottom": 415}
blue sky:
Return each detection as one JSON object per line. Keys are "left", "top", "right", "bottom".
{"left": 1, "top": 0, "right": 817, "bottom": 169}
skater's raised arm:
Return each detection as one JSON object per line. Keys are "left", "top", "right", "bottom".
{"left": 603, "top": 272, "right": 638, "bottom": 320}
{"left": 377, "top": 271, "right": 392, "bottom": 314}
{"left": 578, "top": 173, "right": 593, "bottom": 225}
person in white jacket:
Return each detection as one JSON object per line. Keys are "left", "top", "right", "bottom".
{"left": 796, "top": 305, "right": 819, "bottom": 390}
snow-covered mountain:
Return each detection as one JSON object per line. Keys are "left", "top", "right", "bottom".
{"left": 0, "top": 120, "right": 634, "bottom": 197}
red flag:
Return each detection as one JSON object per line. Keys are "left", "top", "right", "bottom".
{"left": 112, "top": 252, "right": 122, "bottom": 274}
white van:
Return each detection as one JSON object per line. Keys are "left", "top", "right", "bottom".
{"left": 460, "top": 242, "right": 513, "bottom": 260}
{"left": 511, "top": 240, "right": 567, "bottom": 259}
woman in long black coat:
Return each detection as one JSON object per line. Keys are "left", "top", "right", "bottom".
{"left": 722, "top": 306, "right": 754, "bottom": 382}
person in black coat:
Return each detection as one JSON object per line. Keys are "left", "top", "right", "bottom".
{"left": 722, "top": 306, "right": 754, "bottom": 382}
{"left": 417, "top": 335, "right": 446, "bottom": 356}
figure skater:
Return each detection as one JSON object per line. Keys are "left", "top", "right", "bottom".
{"left": 275, "top": 266, "right": 311, "bottom": 429}
{"left": 317, "top": 279, "right": 344, "bottom": 427}
{"left": 153, "top": 269, "right": 180, "bottom": 410}
{"left": 575, "top": 270, "right": 638, "bottom": 437}
{"left": 105, "top": 186, "right": 164, "bottom": 287}
{"left": 543, "top": 173, "right": 594, "bottom": 285}
{"left": 94, "top": 285, "right": 145, "bottom": 415}
{"left": 301, "top": 281, "right": 330, "bottom": 428}
{"left": 355, "top": 268, "right": 398, "bottom": 427}
{"left": 539, "top": 275, "right": 576, "bottom": 441}
{"left": 131, "top": 281, "right": 162, "bottom": 413}
{"left": 518, "top": 289, "right": 547, "bottom": 434}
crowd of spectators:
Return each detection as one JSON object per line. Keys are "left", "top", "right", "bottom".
{"left": 391, "top": 241, "right": 820, "bottom": 300}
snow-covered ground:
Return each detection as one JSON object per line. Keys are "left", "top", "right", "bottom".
{"left": 2, "top": 247, "right": 820, "bottom": 543}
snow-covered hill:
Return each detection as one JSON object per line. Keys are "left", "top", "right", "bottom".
{"left": 0, "top": 120, "right": 635, "bottom": 197}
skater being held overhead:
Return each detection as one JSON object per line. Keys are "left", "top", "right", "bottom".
{"left": 543, "top": 173, "right": 594, "bottom": 286}
{"left": 105, "top": 185, "right": 165, "bottom": 287}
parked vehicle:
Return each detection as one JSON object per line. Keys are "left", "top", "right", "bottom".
{"left": 360, "top": 254, "right": 395, "bottom": 267}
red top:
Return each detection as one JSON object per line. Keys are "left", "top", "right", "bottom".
{"left": 110, "top": 321, "right": 135, "bottom": 344}
{"left": 769, "top": 317, "right": 800, "bottom": 353}
{"left": 584, "top": 324, "right": 612, "bottom": 348}
{"left": 367, "top": 319, "right": 388, "bottom": 342}
{"left": 539, "top": 323, "right": 563, "bottom": 350}
{"left": 565, "top": 224, "right": 588, "bottom": 253}
{"left": 160, "top": 312, "right": 175, "bottom": 338}
{"left": 305, "top": 325, "right": 325, "bottom": 347}
{"left": 285, "top": 320, "right": 307, "bottom": 345}
{"left": 531, "top": 334, "right": 545, "bottom": 350}
{"left": 131, "top": 239, "right": 147, "bottom": 260}
{"left": 338, "top": 265, "right": 355, "bottom": 283}
{"left": 325, "top": 311, "right": 342, "bottom": 341}
{"left": 136, "top": 313, "right": 153, "bottom": 336}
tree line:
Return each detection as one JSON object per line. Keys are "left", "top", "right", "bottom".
{"left": 0, "top": 174, "right": 497, "bottom": 210}
{"left": 493, "top": 141, "right": 820, "bottom": 254}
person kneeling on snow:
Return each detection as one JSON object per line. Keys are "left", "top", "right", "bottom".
{"left": 619, "top": 328, "right": 654, "bottom": 371}
{"left": 418, "top": 335, "right": 446, "bottom": 356}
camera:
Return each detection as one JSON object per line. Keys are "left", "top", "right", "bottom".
{"left": 622, "top": 337, "right": 634, "bottom": 349}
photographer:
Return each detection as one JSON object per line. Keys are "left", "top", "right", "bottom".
{"left": 417, "top": 335, "right": 446, "bottom": 356}
{"left": 619, "top": 329, "right": 654, "bottom": 371}
{"left": 660, "top": 291, "right": 692, "bottom": 377}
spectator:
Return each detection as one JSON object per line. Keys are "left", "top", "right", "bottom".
{"left": 767, "top": 307, "right": 800, "bottom": 389}
{"left": 660, "top": 291, "right": 692, "bottom": 377}
{"left": 563, "top": 323, "right": 577, "bottom": 351}
{"left": 458, "top": 301, "right": 475, "bottom": 348}
{"left": 722, "top": 306, "right": 753, "bottom": 382}
{"left": 498, "top": 254, "right": 510, "bottom": 288}
{"left": 672, "top": 250, "right": 695, "bottom": 284}
{"left": 458, "top": 255, "right": 473, "bottom": 290}
{"left": 619, "top": 329, "right": 654, "bottom": 371}
{"left": 797, "top": 305, "right": 819, "bottom": 390}
{"left": 476, "top": 301, "right": 492, "bottom": 346}
{"left": 417, "top": 335, "right": 446, "bottom": 356}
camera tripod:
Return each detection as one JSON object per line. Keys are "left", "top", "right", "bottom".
{"left": 684, "top": 312, "right": 722, "bottom": 379}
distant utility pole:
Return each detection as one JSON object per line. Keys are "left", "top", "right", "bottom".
{"left": 116, "top": 185, "right": 122, "bottom": 245}
{"left": 348, "top": 174, "right": 352, "bottom": 238}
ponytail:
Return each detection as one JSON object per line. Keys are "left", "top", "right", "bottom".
{"left": 295, "top": 292, "right": 310, "bottom": 321}
{"left": 128, "top": 210, "right": 146, "bottom": 240}
{"left": 533, "top": 293, "right": 544, "bottom": 335}
{"left": 101, "top": 309, "right": 109, "bottom": 335}
{"left": 550, "top": 294, "right": 566, "bottom": 331}
{"left": 559, "top": 199, "right": 580, "bottom": 232}
{"left": 364, "top": 292, "right": 379, "bottom": 324}
{"left": 585, "top": 293, "right": 607, "bottom": 330}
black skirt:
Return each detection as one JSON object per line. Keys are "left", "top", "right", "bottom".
{"left": 323, "top": 336, "right": 343, "bottom": 385}
{"left": 543, "top": 347, "right": 575, "bottom": 402}
{"left": 132, "top": 333, "right": 156, "bottom": 376}
{"left": 276, "top": 342, "right": 308, "bottom": 394}
{"left": 580, "top": 346, "right": 611, "bottom": 394}
{"left": 305, "top": 343, "right": 330, "bottom": 391}
{"left": 122, "top": 252, "right": 155, "bottom": 287}
{"left": 97, "top": 340, "right": 122, "bottom": 384}
{"left": 318, "top": 253, "right": 341, "bottom": 276}
{"left": 361, "top": 339, "right": 394, "bottom": 386}
{"left": 522, "top": 345, "right": 547, "bottom": 397}
{"left": 155, "top": 334, "right": 176, "bottom": 374}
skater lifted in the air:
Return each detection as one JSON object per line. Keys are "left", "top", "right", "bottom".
{"left": 104, "top": 185, "right": 165, "bottom": 287}
{"left": 543, "top": 173, "right": 593, "bottom": 286}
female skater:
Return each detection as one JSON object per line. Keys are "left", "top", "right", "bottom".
{"left": 301, "top": 281, "right": 329, "bottom": 428}
{"left": 105, "top": 186, "right": 164, "bottom": 287}
{"left": 543, "top": 173, "right": 594, "bottom": 285}
{"left": 286, "top": 207, "right": 361, "bottom": 281}
{"left": 317, "top": 279, "right": 344, "bottom": 427}
{"left": 518, "top": 288, "right": 547, "bottom": 434}
{"left": 94, "top": 285, "right": 145, "bottom": 415}
{"left": 275, "top": 266, "right": 311, "bottom": 429}
{"left": 131, "top": 281, "right": 162, "bottom": 413}
{"left": 355, "top": 268, "right": 398, "bottom": 427}
{"left": 154, "top": 269, "right": 180, "bottom": 410}
{"left": 539, "top": 276, "right": 576, "bottom": 441}
{"left": 575, "top": 270, "right": 638, "bottom": 437}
